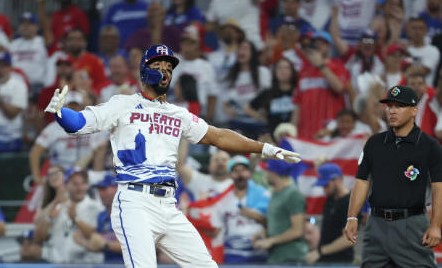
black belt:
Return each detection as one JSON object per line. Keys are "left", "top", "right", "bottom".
{"left": 371, "top": 207, "right": 425, "bottom": 221}
{"left": 127, "top": 182, "right": 174, "bottom": 197}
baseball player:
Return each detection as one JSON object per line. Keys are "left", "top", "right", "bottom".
{"left": 44, "top": 44, "right": 301, "bottom": 268}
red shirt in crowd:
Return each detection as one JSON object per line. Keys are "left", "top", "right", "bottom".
{"left": 293, "top": 58, "right": 350, "bottom": 139}
{"left": 0, "top": 14, "right": 12, "bottom": 38}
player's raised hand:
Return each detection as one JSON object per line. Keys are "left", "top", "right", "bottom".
{"left": 44, "top": 85, "right": 69, "bottom": 118}
{"left": 261, "top": 143, "right": 301, "bottom": 163}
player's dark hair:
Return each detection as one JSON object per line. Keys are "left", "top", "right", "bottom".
{"left": 227, "top": 40, "right": 260, "bottom": 90}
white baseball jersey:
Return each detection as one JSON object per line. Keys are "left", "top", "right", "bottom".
{"left": 36, "top": 121, "right": 108, "bottom": 169}
{"left": 78, "top": 93, "right": 209, "bottom": 184}
{"left": 0, "top": 75, "right": 28, "bottom": 142}
{"left": 10, "top": 36, "right": 48, "bottom": 85}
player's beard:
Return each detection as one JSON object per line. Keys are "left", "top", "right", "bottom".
{"left": 152, "top": 82, "right": 170, "bottom": 95}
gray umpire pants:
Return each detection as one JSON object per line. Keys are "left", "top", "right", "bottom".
{"left": 362, "top": 214, "right": 437, "bottom": 268}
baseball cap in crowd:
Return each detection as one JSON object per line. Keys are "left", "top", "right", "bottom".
{"left": 359, "top": 29, "right": 376, "bottom": 44}
{"left": 386, "top": 43, "right": 409, "bottom": 57}
{"left": 65, "top": 90, "right": 84, "bottom": 105}
{"left": 94, "top": 174, "right": 118, "bottom": 188}
{"left": 313, "top": 31, "right": 333, "bottom": 44}
{"left": 0, "top": 51, "right": 11, "bottom": 65}
{"left": 315, "top": 163, "right": 343, "bottom": 187}
{"left": 20, "top": 12, "right": 38, "bottom": 24}
{"left": 227, "top": 155, "right": 250, "bottom": 173}
{"left": 379, "top": 85, "right": 418, "bottom": 106}
{"left": 265, "top": 159, "right": 293, "bottom": 176}
{"left": 220, "top": 18, "right": 244, "bottom": 34}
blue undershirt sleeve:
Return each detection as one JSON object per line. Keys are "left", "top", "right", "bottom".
{"left": 55, "top": 107, "right": 86, "bottom": 133}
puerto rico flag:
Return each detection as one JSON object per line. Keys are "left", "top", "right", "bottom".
{"left": 281, "top": 135, "right": 367, "bottom": 215}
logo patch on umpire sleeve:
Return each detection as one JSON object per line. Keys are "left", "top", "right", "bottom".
{"left": 358, "top": 152, "right": 364, "bottom": 165}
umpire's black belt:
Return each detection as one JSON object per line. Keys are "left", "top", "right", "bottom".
{"left": 126, "top": 182, "right": 175, "bottom": 198}
{"left": 371, "top": 207, "right": 425, "bottom": 221}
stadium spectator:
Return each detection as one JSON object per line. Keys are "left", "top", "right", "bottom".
{"left": 406, "top": 71, "right": 439, "bottom": 138}
{"left": 0, "top": 51, "right": 28, "bottom": 153}
{"left": 29, "top": 90, "right": 107, "bottom": 185}
{"left": 418, "top": 0, "right": 442, "bottom": 40}
{"left": 254, "top": 159, "right": 308, "bottom": 264}
{"left": 164, "top": 0, "right": 206, "bottom": 31}
{"left": 127, "top": 47, "right": 143, "bottom": 81}
{"left": 206, "top": 19, "right": 245, "bottom": 125}
{"left": 211, "top": 155, "right": 269, "bottom": 264}
{"left": 97, "top": 25, "right": 128, "bottom": 77}
{"left": 124, "top": 1, "right": 181, "bottom": 52}
{"left": 73, "top": 174, "right": 123, "bottom": 263}
{"left": 268, "top": 0, "right": 315, "bottom": 36}
{"left": 306, "top": 163, "right": 357, "bottom": 264}
{"left": 382, "top": 43, "right": 410, "bottom": 88}
{"left": 406, "top": 17, "right": 441, "bottom": 86}
{"left": 291, "top": 31, "right": 351, "bottom": 139}
{"left": 0, "top": 13, "right": 12, "bottom": 39}
{"left": 265, "top": 21, "right": 302, "bottom": 66}
{"left": 370, "top": 0, "right": 407, "bottom": 47}
{"left": 177, "top": 140, "right": 232, "bottom": 201}
{"left": 316, "top": 109, "right": 372, "bottom": 141}
{"left": 333, "top": 0, "right": 376, "bottom": 46}
{"left": 173, "top": 74, "right": 201, "bottom": 115}
{"left": 64, "top": 28, "right": 107, "bottom": 93}
{"left": 206, "top": 0, "right": 264, "bottom": 50}
{"left": 223, "top": 39, "right": 271, "bottom": 138}
{"left": 98, "top": 55, "right": 137, "bottom": 103}
{"left": 171, "top": 24, "right": 218, "bottom": 122}
{"left": 38, "top": 55, "right": 74, "bottom": 125}
{"left": 298, "top": 0, "right": 331, "bottom": 31}
{"left": 10, "top": 12, "right": 47, "bottom": 95}
{"left": 103, "top": 0, "right": 148, "bottom": 48}
{"left": 29, "top": 170, "right": 103, "bottom": 263}
{"left": 245, "top": 57, "right": 297, "bottom": 135}
{"left": 48, "top": 0, "right": 90, "bottom": 53}
{"left": 331, "top": 6, "right": 384, "bottom": 95}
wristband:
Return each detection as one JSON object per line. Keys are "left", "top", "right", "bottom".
{"left": 347, "top": 216, "right": 358, "bottom": 221}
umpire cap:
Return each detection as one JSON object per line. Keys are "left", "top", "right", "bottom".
{"left": 141, "top": 44, "right": 179, "bottom": 69}
{"left": 379, "top": 85, "right": 418, "bottom": 106}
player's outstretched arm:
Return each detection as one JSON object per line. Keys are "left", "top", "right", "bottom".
{"left": 44, "top": 85, "right": 87, "bottom": 133}
{"left": 199, "top": 126, "right": 301, "bottom": 163}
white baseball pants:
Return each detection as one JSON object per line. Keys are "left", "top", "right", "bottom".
{"left": 111, "top": 184, "right": 218, "bottom": 268}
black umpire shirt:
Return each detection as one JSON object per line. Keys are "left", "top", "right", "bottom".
{"left": 356, "top": 125, "right": 442, "bottom": 209}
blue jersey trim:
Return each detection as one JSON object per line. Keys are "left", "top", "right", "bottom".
{"left": 118, "top": 192, "right": 135, "bottom": 268}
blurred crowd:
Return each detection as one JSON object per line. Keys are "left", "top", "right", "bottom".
{"left": 1, "top": 0, "right": 442, "bottom": 265}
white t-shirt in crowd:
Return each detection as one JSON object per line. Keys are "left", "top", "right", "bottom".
{"left": 36, "top": 121, "right": 108, "bottom": 169}
{"left": 187, "top": 170, "right": 232, "bottom": 200}
{"left": 10, "top": 36, "right": 48, "bottom": 85}
{"left": 407, "top": 45, "right": 441, "bottom": 86}
{"left": 0, "top": 75, "right": 28, "bottom": 142}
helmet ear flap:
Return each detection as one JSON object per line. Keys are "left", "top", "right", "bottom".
{"left": 139, "top": 57, "right": 147, "bottom": 84}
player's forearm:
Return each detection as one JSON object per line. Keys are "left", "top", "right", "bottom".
{"left": 200, "top": 126, "right": 263, "bottom": 154}
{"left": 430, "top": 182, "right": 442, "bottom": 228}
{"left": 320, "top": 234, "right": 354, "bottom": 256}
{"left": 347, "top": 179, "right": 370, "bottom": 217}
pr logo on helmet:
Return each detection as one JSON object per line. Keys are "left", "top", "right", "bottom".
{"left": 391, "top": 87, "right": 400, "bottom": 96}
{"left": 156, "top": 45, "right": 169, "bottom": 55}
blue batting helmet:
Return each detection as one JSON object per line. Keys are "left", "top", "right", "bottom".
{"left": 141, "top": 44, "right": 179, "bottom": 69}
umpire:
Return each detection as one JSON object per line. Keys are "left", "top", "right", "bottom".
{"left": 345, "top": 85, "right": 442, "bottom": 267}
